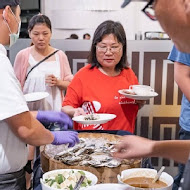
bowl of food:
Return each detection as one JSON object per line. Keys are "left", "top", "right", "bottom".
{"left": 40, "top": 169, "right": 98, "bottom": 190}
{"left": 117, "top": 168, "right": 173, "bottom": 190}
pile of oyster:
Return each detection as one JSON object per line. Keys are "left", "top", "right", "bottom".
{"left": 45, "top": 138, "right": 132, "bottom": 168}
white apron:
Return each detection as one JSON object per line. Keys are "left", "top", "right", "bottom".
{"left": 23, "top": 53, "right": 62, "bottom": 111}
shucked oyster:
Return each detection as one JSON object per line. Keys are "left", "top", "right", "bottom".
{"left": 84, "top": 114, "right": 100, "bottom": 120}
{"left": 50, "top": 137, "right": 122, "bottom": 168}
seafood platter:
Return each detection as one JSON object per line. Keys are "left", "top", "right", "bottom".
{"left": 41, "top": 133, "right": 141, "bottom": 183}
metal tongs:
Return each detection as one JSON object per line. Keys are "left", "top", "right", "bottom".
{"left": 73, "top": 175, "right": 85, "bottom": 190}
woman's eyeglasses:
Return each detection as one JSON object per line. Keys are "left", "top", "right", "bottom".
{"left": 96, "top": 46, "right": 122, "bottom": 53}
{"left": 141, "top": 0, "right": 156, "bottom": 21}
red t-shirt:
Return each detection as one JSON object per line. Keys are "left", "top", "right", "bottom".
{"left": 63, "top": 65, "right": 139, "bottom": 133}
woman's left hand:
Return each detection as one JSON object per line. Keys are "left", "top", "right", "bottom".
{"left": 135, "top": 100, "right": 146, "bottom": 109}
{"left": 45, "top": 74, "right": 60, "bottom": 87}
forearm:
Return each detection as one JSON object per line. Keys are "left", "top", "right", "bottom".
{"left": 152, "top": 140, "right": 190, "bottom": 164}
{"left": 6, "top": 111, "right": 54, "bottom": 146}
{"left": 57, "top": 80, "right": 70, "bottom": 90}
{"left": 62, "top": 105, "right": 75, "bottom": 117}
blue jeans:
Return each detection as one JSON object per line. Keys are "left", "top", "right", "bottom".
{"left": 172, "top": 128, "right": 190, "bottom": 190}
{"left": 33, "top": 156, "right": 43, "bottom": 190}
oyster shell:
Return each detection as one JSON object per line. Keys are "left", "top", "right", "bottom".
{"left": 46, "top": 137, "right": 122, "bottom": 168}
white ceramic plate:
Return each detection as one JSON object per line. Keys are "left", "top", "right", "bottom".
{"left": 24, "top": 92, "right": 49, "bottom": 102}
{"left": 118, "top": 89, "right": 158, "bottom": 100}
{"left": 85, "top": 184, "right": 130, "bottom": 190}
{"left": 40, "top": 169, "right": 98, "bottom": 190}
{"left": 72, "top": 114, "right": 116, "bottom": 125}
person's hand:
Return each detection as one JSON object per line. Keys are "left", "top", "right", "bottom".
{"left": 113, "top": 135, "right": 155, "bottom": 160}
{"left": 51, "top": 131, "right": 79, "bottom": 147}
{"left": 37, "top": 111, "right": 73, "bottom": 130}
{"left": 73, "top": 108, "right": 86, "bottom": 117}
{"left": 45, "top": 74, "right": 60, "bottom": 87}
{"left": 135, "top": 100, "right": 146, "bottom": 109}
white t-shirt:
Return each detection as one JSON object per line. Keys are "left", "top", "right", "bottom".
{"left": 0, "top": 44, "right": 29, "bottom": 174}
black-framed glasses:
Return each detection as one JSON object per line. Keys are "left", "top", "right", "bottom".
{"left": 141, "top": 0, "right": 156, "bottom": 21}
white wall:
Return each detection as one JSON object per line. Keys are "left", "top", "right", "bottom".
{"left": 41, "top": 0, "right": 165, "bottom": 40}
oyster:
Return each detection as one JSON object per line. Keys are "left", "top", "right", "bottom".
{"left": 46, "top": 137, "right": 123, "bottom": 168}
{"left": 84, "top": 114, "right": 100, "bottom": 120}
{"left": 61, "top": 156, "right": 83, "bottom": 165}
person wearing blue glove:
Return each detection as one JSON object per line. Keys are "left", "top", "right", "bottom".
{"left": 26, "top": 110, "right": 77, "bottom": 190}
{"left": 0, "top": 3, "right": 78, "bottom": 189}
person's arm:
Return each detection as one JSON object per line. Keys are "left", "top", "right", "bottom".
{"left": 13, "top": 50, "right": 28, "bottom": 89}
{"left": 62, "top": 105, "right": 85, "bottom": 118}
{"left": 113, "top": 135, "right": 190, "bottom": 164}
{"left": 174, "top": 62, "right": 190, "bottom": 101}
{"left": 56, "top": 80, "right": 70, "bottom": 90}
{"left": 5, "top": 111, "right": 54, "bottom": 146}
{"left": 56, "top": 50, "right": 73, "bottom": 90}
{"left": 153, "top": 139, "right": 190, "bottom": 164}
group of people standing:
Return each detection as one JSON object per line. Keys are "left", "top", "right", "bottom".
{"left": 1, "top": 0, "right": 190, "bottom": 189}
{"left": 0, "top": 1, "right": 144, "bottom": 189}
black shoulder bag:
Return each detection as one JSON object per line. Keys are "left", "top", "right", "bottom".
{"left": 25, "top": 49, "right": 59, "bottom": 81}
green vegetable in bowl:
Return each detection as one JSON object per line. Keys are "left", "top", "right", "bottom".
{"left": 78, "top": 171, "right": 85, "bottom": 176}
{"left": 68, "top": 184, "right": 73, "bottom": 190}
{"left": 55, "top": 174, "right": 64, "bottom": 184}
{"left": 87, "top": 179, "right": 92, "bottom": 185}
{"left": 44, "top": 170, "right": 93, "bottom": 190}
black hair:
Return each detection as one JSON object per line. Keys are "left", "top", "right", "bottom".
{"left": 88, "top": 20, "right": 128, "bottom": 71}
{"left": 28, "top": 14, "right": 52, "bottom": 32}
{"left": 0, "top": 0, "right": 20, "bottom": 9}
{"left": 70, "top": 34, "right": 79, "bottom": 39}
{"left": 83, "top": 33, "right": 91, "bottom": 39}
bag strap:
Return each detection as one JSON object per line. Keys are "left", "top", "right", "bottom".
{"left": 25, "top": 49, "right": 59, "bottom": 81}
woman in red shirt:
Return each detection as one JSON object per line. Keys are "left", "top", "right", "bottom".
{"left": 62, "top": 20, "right": 144, "bottom": 133}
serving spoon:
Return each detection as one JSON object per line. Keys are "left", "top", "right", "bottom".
{"left": 73, "top": 175, "right": 85, "bottom": 190}
{"left": 152, "top": 166, "right": 165, "bottom": 183}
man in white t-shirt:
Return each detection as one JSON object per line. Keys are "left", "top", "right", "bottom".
{"left": 0, "top": 1, "right": 79, "bottom": 189}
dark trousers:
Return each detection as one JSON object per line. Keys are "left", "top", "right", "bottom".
{"left": 172, "top": 128, "right": 190, "bottom": 190}
{"left": 0, "top": 169, "right": 26, "bottom": 190}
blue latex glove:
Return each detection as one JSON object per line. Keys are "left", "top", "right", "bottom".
{"left": 51, "top": 131, "right": 79, "bottom": 147}
{"left": 36, "top": 111, "right": 73, "bottom": 130}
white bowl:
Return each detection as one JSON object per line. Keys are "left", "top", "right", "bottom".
{"left": 85, "top": 183, "right": 130, "bottom": 190}
{"left": 40, "top": 169, "right": 98, "bottom": 190}
{"left": 117, "top": 168, "right": 174, "bottom": 190}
